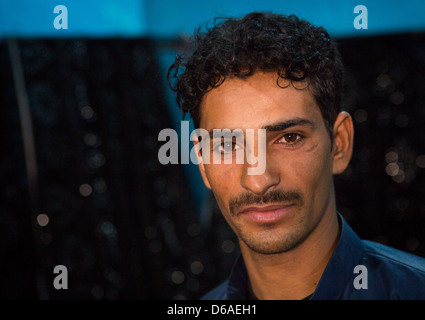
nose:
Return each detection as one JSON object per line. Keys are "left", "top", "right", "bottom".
{"left": 240, "top": 157, "right": 280, "bottom": 195}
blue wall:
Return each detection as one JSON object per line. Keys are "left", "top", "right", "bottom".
{"left": 145, "top": 0, "right": 425, "bottom": 38}
{"left": 0, "top": 0, "right": 424, "bottom": 38}
{"left": 0, "top": 0, "right": 146, "bottom": 37}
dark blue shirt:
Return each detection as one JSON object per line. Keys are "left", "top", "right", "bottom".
{"left": 201, "top": 213, "right": 425, "bottom": 299}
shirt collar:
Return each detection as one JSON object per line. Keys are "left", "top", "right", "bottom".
{"left": 224, "top": 212, "right": 365, "bottom": 300}
{"left": 310, "top": 213, "right": 365, "bottom": 299}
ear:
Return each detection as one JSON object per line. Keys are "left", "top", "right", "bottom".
{"left": 332, "top": 111, "right": 354, "bottom": 175}
{"left": 192, "top": 134, "right": 212, "bottom": 190}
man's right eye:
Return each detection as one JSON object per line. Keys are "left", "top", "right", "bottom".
{"left": 213, "top": 140, "right": 240, "bottom": 154}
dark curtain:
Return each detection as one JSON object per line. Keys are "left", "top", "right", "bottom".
{"left": 0, "top": 38, "right": 237, "bottom": 300}
{"left": 335, "top": 33, "right": 425, "bottom": 256}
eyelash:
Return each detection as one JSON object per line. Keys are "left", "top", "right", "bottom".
{"left": 213, "top": 133, "right": 305, "bottom": 154}
{"left": 275, "top": 133, "right": 305, "bottom": 147}
{"left": 214, "top": 140, "right": 242, "bottom": 154}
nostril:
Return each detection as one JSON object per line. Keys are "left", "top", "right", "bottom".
{"left": 240, "top": 169, "right": 280, "bottom": 195}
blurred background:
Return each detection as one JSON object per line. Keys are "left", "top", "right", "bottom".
{"left": 1, "top": 0, "right": 425, "bottom": 299}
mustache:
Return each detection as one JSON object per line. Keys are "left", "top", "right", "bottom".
{"left": 229, "top": 189, "right": 304, "bottom": 216}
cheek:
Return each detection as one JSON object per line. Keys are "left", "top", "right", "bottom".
{"left": 293, "top": 142, "right": 333, "bottom": 201}
{"left": 205, "top": 164, "right": 240, "bottom": 207}
{"left": 271, "top": 141, "right": 332, "bottom": 194}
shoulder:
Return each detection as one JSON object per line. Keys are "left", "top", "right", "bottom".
{"left": 362, "top": 240, "right": 425, "bottom": 274}
{"left": 359, "top": 240, "right": 425, "bottom": 298}
{"left": 200, "top": 281, "right": 229, "bottom": 300}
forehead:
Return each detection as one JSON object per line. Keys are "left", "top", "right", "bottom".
{"left": 199, "top": 71, "right": 322, "bottom": 130}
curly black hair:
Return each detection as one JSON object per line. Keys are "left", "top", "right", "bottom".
{"left": 167, "top": 11, "right": 344, "bottom": 139}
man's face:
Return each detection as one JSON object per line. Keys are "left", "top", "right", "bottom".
{"left": 197, "top": 71, "right": 338, "bottom": 255}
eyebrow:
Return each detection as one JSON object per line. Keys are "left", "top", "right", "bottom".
{"left": 205, "top": 117, "right": 315, "bottom": 140}
{"left": 207, "top": 129, "right": 245, "bottom": 140}
{"left": 262, "top": 118, "right": 315, "bottom": 132}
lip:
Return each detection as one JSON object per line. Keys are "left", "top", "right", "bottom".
{"left": 238, "top": 204, "right": 294, "bottom": 223}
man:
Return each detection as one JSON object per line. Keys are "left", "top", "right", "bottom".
{"left": 167, "top": 12, "right": 425, "bottom": 299}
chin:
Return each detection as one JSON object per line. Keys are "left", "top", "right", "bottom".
{"left": 238, "top": 210, "right": 318, "bottom": 254}
{"left": 240, "top": 224, "right": 311, "bottom": 255}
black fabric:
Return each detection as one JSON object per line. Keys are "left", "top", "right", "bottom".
{"left": 0, "top": 39, "right": 229, "bottom": 299}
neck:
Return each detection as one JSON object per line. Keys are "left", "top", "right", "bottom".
{"left": 240, "top": 202, "right": 340, "bottom": 300}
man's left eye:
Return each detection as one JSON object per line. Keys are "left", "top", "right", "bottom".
{"left": 277, "top": 133, "right": 304, "bottom": 145}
